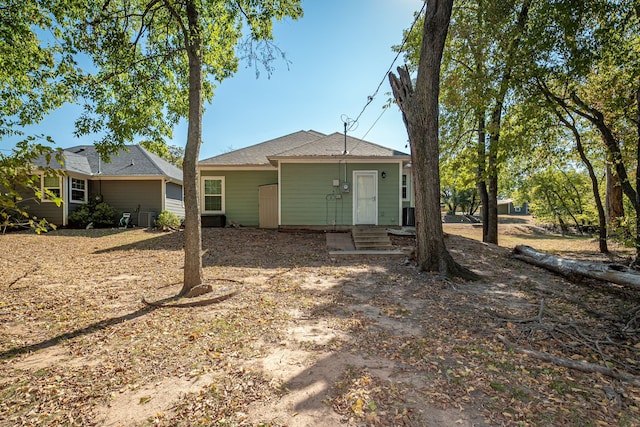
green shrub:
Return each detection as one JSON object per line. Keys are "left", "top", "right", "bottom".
{"left": 93, "top": 202, "right": 118, "bottom": 227}
{"left": 68, "top": 201, "right": 118, "bottom": 228}
{"left": 68, "top": 204, "right": 92, "bottom": 227}
{"left": 155, "top": 210, "right": 181, "bottom": 229}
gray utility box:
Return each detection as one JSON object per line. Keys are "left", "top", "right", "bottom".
{"left": 138, "top": 211, "right": 157, "bottom": 227}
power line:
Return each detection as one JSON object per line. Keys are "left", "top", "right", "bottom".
{"left": 344, "top": 1, "right": 427, "bottom": 134}
{"left": 361, "top": 106, "right": 388, "bottom": 140}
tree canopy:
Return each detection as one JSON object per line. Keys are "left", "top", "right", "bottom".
{"left": 397, "top": 0, "right": 639, "bottom": 256}
{"left": 2, "top": 1, "right": 302, "bottom": 293}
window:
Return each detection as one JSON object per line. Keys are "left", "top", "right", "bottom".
{"left": 42, "top": 175, "right": 61, "bottom": 201}
{"left": 70, "top": 178, "right": 87, "bottom": 203}
{"left": 202, "top": 177, "right": 224, "bottom": 213}
{"left": 402, "top": 174, "right": 409, "bottom": 201}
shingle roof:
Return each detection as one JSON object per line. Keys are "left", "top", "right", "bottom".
{"left": 34, "top": 150, "right": 93, "bottom": 175}
{"left": 37, "top": 145, "right": 183, "bottom": 182}
{"left": 199, "top": 130, "right": 326, "bottom": 166}
{"left": 271, "top": 132, "right": 410, "bottom": 158}
{"left": 198, "top": 130, "right": 409, "bottom": 166}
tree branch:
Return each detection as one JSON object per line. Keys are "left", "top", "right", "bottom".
{"left": 498, "top": 334, "right": 640, "bottom": 385}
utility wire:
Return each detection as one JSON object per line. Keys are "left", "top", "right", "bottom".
{"left": 361, "top": 106, "right": 388, "bottom": 140}
{"left": 345, "top": 1, "right": 427, "bottom": 133}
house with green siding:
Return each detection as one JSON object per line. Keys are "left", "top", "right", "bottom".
{"left": 198, "top": 130, "right": 412, "bottom": 229}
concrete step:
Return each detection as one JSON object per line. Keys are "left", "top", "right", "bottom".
{"left": 351, "top": 227, "right": 393, "bottom": 250}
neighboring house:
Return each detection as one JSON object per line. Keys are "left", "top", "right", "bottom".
{"left": 26, "top": 145, "right": 184, "bottom": 227}
{"left": 198, "top": 130, "right": 412, "bottom": 229}
{"left": 497, "top": 198, "right": 529, "bottom": 215}
{"left": 479, "top": 198, "right": 530, "bottom": 217}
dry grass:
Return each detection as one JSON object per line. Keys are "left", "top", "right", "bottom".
{"left": 444, "top": 215, "right": 634, "bottom": 260}
{"left": 0, "top": 224, "right": 638, "bottom": 426}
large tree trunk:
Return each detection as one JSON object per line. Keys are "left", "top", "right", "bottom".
{"left": 389, "top": 0, "right": 477, "bottom": 280}
{"left": 180, "top": 1, "right": 204, "bottom": 296}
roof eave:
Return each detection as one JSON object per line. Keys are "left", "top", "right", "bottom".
{"left": 268, "top": 155, "right": 411, "bottom": 163}
{"left": 198, "top": 163, "right": 276, "bottom": 170}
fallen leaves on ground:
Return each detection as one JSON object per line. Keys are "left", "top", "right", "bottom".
{"left": 0, "top": 227, "right": 638, "bottom": 426}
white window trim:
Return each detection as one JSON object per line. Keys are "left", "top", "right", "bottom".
{"left": 402, "top": 173, "right": 410, "bottom": 202}
{"left": 42, "top": 175, "right": 62, "bottom": 203}
{"left": 70, "top": 177, "right": 87, "bottom": 204}
{"left": 201, "top": 176, "right": 225, "bottom": 214}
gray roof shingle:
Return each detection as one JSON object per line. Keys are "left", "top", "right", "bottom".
{"left": 36, "top": 145, "right": 183, "bottom": 183}
{"left": 34, "top": 150, "right": 93, "bottom": 175}
{"left": 199, "top": 130, "right": 326, "bottom": 166}
{"left": 271, "top": 132, "right": 410, "bottom": 158}
{"left": 198, "top": 130, "right": 409, "bottom": 166}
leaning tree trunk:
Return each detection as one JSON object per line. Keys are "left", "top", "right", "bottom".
{"left": 180, "top": 1, "right": 204, "bottom": 296}
{"left": 563, "top": 114, "right": 607, "bottom": 252}
{"left": 539, "top": 84, "right": 608, "bottom": 251}
{"left": 389, "top": 0, "right": 477, "bottom": 280}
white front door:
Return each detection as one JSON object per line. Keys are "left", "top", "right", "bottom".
{"left": 353, "top": 171, "right": 378, "bottom": 225}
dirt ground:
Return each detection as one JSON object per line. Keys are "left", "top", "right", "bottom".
{"left": 0, "top": 222, "right": 639, "bottom": 426}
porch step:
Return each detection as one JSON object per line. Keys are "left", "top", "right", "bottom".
{"left": 351, "top": 226, "right": 394, "bottom": 251}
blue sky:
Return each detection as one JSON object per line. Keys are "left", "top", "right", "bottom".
{"left": 6, "top": 0, "right": 423, "bottom": 160}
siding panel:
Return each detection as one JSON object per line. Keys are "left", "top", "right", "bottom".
{"left": 165, "top": 182, "right": 184, "bottom": 218}
{"left": 281, "top": 163, "right": 351, "bottom": 226}
{"left": 201, "top": 170, "right": 277, "bottom": 226}
{"left": 16, "top": 186, "right": 64, "bottom": 226}
{"left": 281, "top": 162, "right": 401, "bottom": 226}
{"left": 90, "top": 180, "right": 162, "bottom": 226}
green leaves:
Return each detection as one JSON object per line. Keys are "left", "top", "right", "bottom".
{"left": 0, "top": 2, "right": 79, "bottom": 138}
{"left": 0, "top": 139, "right": 64, "bottom": 233}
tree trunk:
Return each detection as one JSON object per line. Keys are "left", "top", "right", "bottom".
{"left": 486, "top": 136, "right": 499, "bottom": 244}
{"left": 606, "top": 163, "right": 624, "bottom": 228}
{"left": 564, "top": 116, "right": 607, "bottom": 252}
{"left": 180, "top": 1, "right": 204, "bottom": 296}
{"left": 538, "top": 83, "right": 607, "bottom": 251}
{"left": 476, "top": 113, "right": 490, "bottom": 242}
{"left": 571, "top": 92, "right": 638, "bottom": 211}
{"left": 389, "top": 0, "right": 477, "bottom": 280}
{"left": 513, "top": 245, "right": 640, "bottom": 291}
{"left": 483, "top": 0, "right": 532, "bottom": 245}
{"left": 635, "top": 79, "right": 640, "bottom": 264}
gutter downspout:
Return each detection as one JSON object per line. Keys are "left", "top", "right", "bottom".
{"left": 277, "top": 162, "right": 282, "bottom": 226}
{"left": 161, "top": 178, "right": 166, "bottom": 212}
{"left": 62, "top": 176, "right": 68, "bottom": 227}
{"left": 398, "top": 162, "right": 403, "bottom": 226}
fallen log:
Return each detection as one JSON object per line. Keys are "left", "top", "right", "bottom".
{"left": 512, "top": 245, "right": 640, "bottom": 291}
